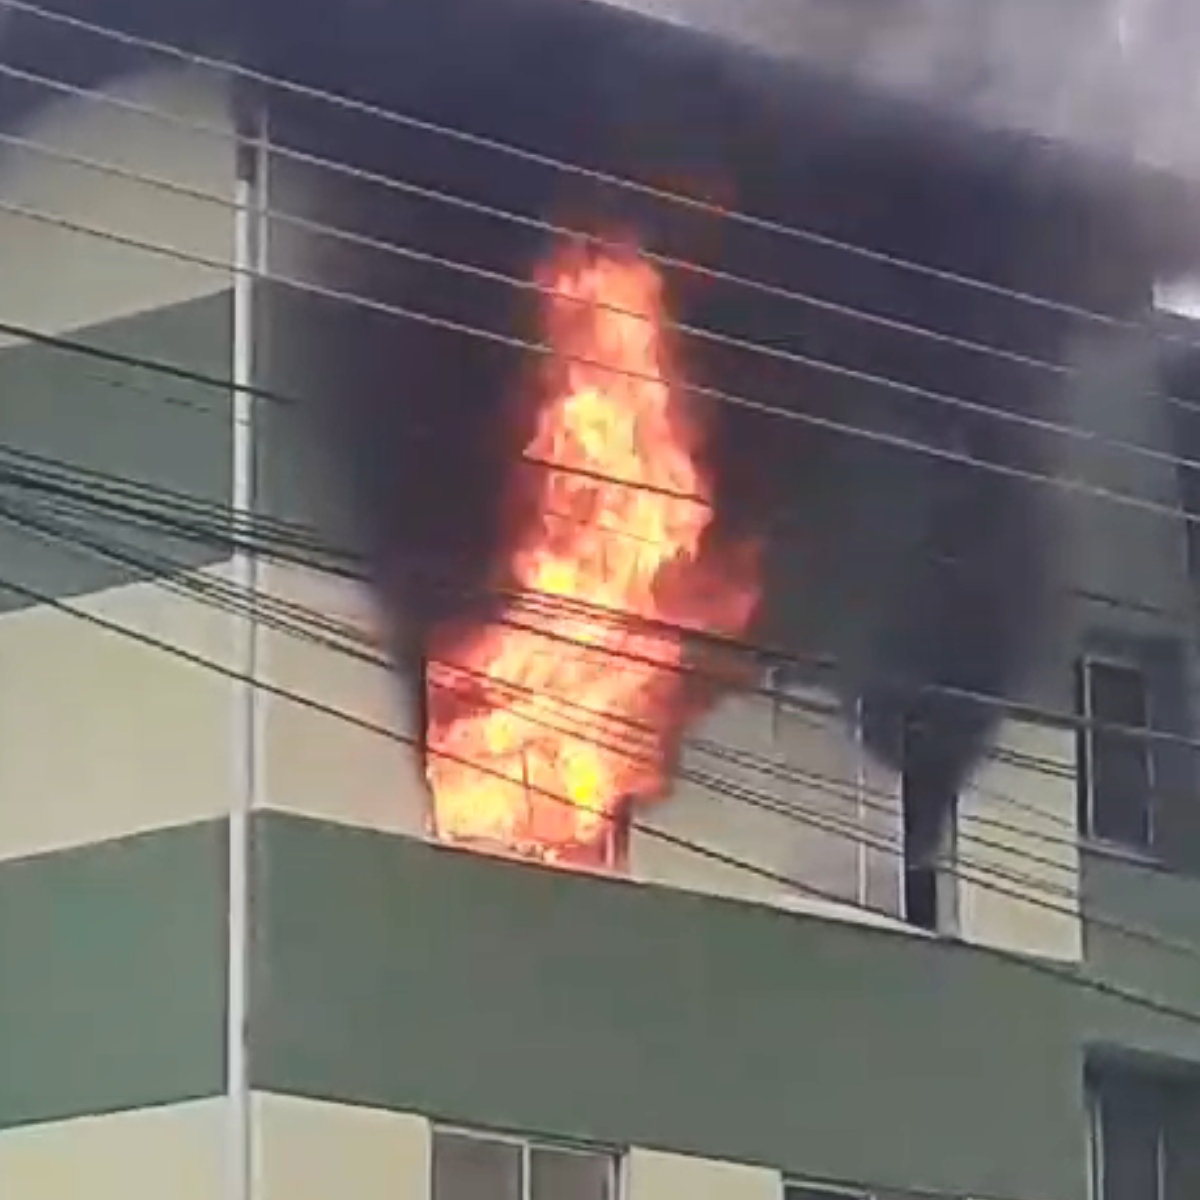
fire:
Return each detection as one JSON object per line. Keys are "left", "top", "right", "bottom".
{"left": 425, "top": 240, "right": 759, "bottom": 868}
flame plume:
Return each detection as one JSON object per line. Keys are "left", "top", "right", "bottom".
{"left": 425, "top": 241, "right": 760, "bottom": 868}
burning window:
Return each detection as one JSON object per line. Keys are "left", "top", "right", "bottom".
{"left": 424, "top": 240, "right": 760, "bottom": 871}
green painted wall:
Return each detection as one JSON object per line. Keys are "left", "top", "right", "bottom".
{"left": 1080, "top": 850, "right": 1200, "bottom": 1065}
{"left": 0, "top": 292, "right": 233, "bottom": 610}
{"left": 0, "top": 821, "right": 228, "bottom": 1129}
{"left": 251, "top": 812, "right": 1088, "bottom": 1200}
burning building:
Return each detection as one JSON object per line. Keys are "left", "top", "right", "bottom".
{"left": 3, "top": 1, "right": 1200, "bottom": 1199}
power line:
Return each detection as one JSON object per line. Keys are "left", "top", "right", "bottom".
{"left": 5, "top": 495, "right": 1200, "bottom": 1048}
{"left": 0, "top": 433, "right": 1183, "bottom": 837}
{"left": 0, "top": 484, "right": 1182, "bottom": 958}
{"left": 3, "top": 0, "right": 1200, "bottom": 967}
{"left": 0, "top": 0, "right": 1195, "bottom": 820}
{"left": 9, "top": 122, "right": 1200, "bottom": 491}
{"left": 0, "top": 0, "right": 1164, "bottom": 335}
{"left": 0, "top": 435, "right": 1105, "bottom": 871}
{"left": 11, "top": 194, "right": 1200, "bottom": 553}
{"left": 0, "top": 64, "right": 1130, "bottom": 390}
{"left": 0, "top": 306, "right": 1191, "bottom": 650}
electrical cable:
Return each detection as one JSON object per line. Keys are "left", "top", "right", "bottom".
{"left": 5, "top": 497, "right": 1200, "bottom": 1046}
{"left": 11, "top": 195, "right": 1200, "bottom": 553}
{"left": 0, "top": 482, "right": 1187, "bottom": 956}
{"left": 10, "top": 123, "right": 1200, "bottom": 490}
{"left": 1, "top": 0, "right": 1195, "bottom": 822}
{"left": 9, "top": 195, "right": 1200, "bottom": 799}
{"left": 2, "top": 15, "right": 1197, "bottom": 1195}
{"left": 0, "top": 435, "right": 1170, "bottom": 857}
{"left": 3, "top": 0, "right": 1199, "bottom": 979}
{"left": 0, "top": 0, "right": 1168, "bottom": 337}
{"left": 0, "top": 308, "right": 1189, "bottom": 693}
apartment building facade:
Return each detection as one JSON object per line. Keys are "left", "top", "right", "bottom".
{"left": 2, "top": 4, "right": 1200, "bottom": 1200}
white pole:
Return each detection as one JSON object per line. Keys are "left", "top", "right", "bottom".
{"left": 228, "top": 96, "right": 267, "bottom": 1200}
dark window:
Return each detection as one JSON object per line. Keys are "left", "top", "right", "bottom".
{"left": 900, "top": 711, "right": 958, "bottom": 933}
{"left": 1077, "top": 659, "right": 1153, "bottom": 850}
{"left": 1089, "top": 1069, "right": 1200, "bottom": 1200}
{"left": 433, "top": 1129, "right": 615, "bottom": 1200}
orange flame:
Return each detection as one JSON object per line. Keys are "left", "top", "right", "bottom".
{"left": 425, "top": 240, "right": 759, "bottom": 868}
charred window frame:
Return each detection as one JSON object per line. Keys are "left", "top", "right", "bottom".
{"left": 1076, "top": 656, "right": 1155, "bottom": 853}
{"left": 898, "top": 707, "right": 959, "bottom": 935}
{"left": 431, "top": 1126, "right": 621, "bottom": 1200}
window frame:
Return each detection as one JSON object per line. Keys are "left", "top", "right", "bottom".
{"left": 1076, "top": 652, "right": 1157, "bottom": 855}
{"left": 783, "top": 1181, "right": 869, "bottom": 1200}
{"left": 1086, "top": 1073, "right": 1171, "bottom": 1200}
{"left": 431, "top": 1123, "right": 622, "bottom": 1200}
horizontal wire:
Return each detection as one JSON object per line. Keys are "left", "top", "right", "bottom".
{"left": 0, "top": 499, "right": 1138, "bottom": 926}
{"left": 0, "top": 54, "right": 1185, "bottom": 854}
{"left": 0, "top": 472, "right": 1145, "bottom": 892}
{"left": 0, "top": 454, "right": 1083, "bottom": 869}
{"left": 8, "top": 122, "right": 1200, "bottom": 487}
{"left": 5, "top": 492, "right": 1200, "bottom": 1038}
{"left": 12, "top": 195, "right": 1200, "bottom": 553}
{"left": 0, "top": 304, "right": 1194, "bottom": 654}
{"left": 0, "top": 442, "right": 1103, "bottom": 869}
{"left": 0, "top": 0, "right": 1157, "bottom": 335}
{"left": 0, "top": 434, "right": 1182, "bottom": 832}
{"left": 0, "top": 60, "right": 1130, "bottom": 390}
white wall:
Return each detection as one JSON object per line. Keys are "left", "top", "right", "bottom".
{"left": 254, "top": 1093, "right": 431, "bottom": 1200}
{"left": 254, "top": 562, "right": 427, "bottom": 834}
{"left": 0, "top": 66, "right": 239, "bottom": 860}
{"left": 625, "top": 1147, "right": 783, "bottom": 1200}
{"left": 954, "top": 717, "right": 1082, "bottom": 961}
{"left": 630, "top": 687, "right": 906, "bottom": 929}
{"left": 0, "top": 65, "right": 236, "bottom": 346}
{"left": 0, "top": 1098, "right": 226, "bottom": 1200}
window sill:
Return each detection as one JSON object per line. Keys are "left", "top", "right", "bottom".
{"left": 1080, "top": 836, "right": 1161, "bottom": 869}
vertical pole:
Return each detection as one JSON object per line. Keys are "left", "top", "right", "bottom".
{"left": 229, "top": 90, "right": 267, "bottom": 1200}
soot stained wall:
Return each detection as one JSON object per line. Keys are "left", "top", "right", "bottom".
{"left": 258, "top": 0, "right": 1177, "bottom": 838}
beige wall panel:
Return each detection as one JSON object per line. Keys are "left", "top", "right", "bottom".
{"left": 626, "top": 1147, "right": 782, "bottom": 1200}
{"left": 955, "top": 718, "right": 1081, "bottom": 961}
{"left": 0, "top": 563, "right": 240, "bottom": 859}
{"left": 0, "top": 1098, "right": 225, "bottom": 1200}
{"left": 0, "top": 65, "right": 235, "bottom": 348}
{"left": 256, "top": 563, "right": 427, "bottom": 836}
{"left": 254, "top": 1092, "right": 431, "bottom": 1200}
{"left": 629, "top": 690, "right": 908, "bottom": 930}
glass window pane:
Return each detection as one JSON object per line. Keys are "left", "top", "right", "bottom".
{"left": 1085, "top": 662, "right": 1153, "bottom": 847}
{"left": 529, "top": 1146, "right": 611, "bottom": 1200}
{"left": 1091, "top": 735, "right": 1153, "bottom": 846}
{"left": 1090, "top": 663, "right": 1149, "bottom": 727}
{"left": 1098, "top": 1087, "right": 1163, "bottom": 1200}
{"left": 433, "top": 1132, "right": 522, "bottom": 1200}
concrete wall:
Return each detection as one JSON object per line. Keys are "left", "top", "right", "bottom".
{"left": 0, "top": 1099, "right": 227, "bottom": 1200}
{"left": 955, "top": 717, "right": 1082, "bottom": 961}
{"left": 0, "top": 64, "right": 237, "bottom": 862}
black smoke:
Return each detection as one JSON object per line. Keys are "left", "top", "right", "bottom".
{"left": 2, "top": 0, "right": 1194, "bottom": 828}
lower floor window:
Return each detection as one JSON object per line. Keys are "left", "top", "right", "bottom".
{"left": 1088, "top": 1066, "right": 1200, "bottom": 1200}
{"left": 433, "top": 1126, "right": 618, "bottom": 1200}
